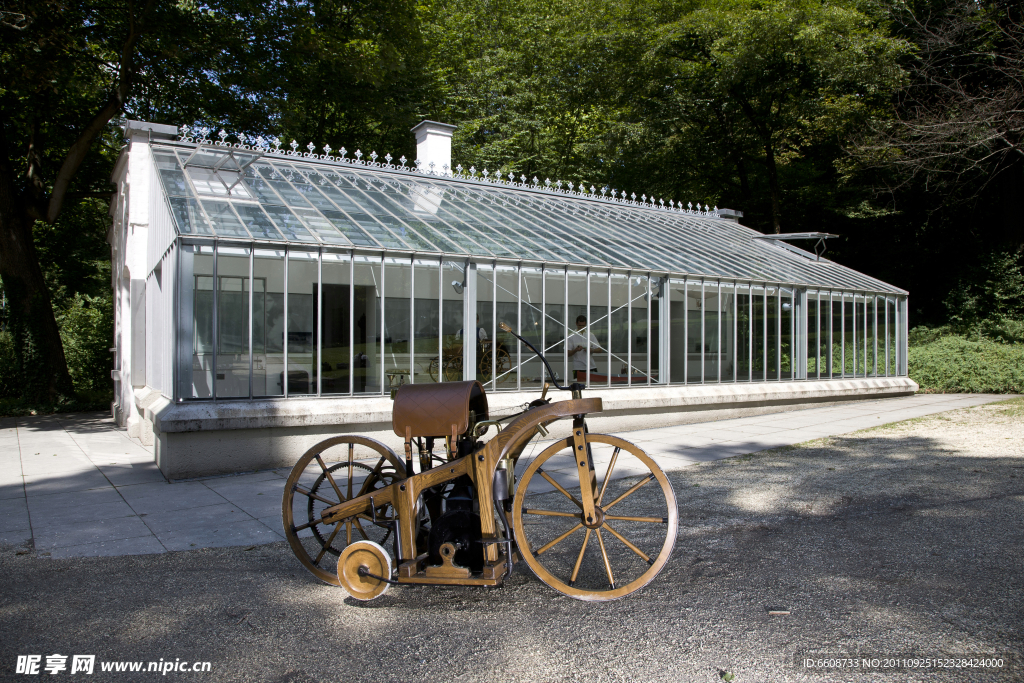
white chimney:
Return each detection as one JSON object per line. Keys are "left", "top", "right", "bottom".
{"left": 411, "top": 120, "right": 457, "bottom": 176}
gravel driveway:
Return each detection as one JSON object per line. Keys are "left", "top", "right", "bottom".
{"left": 1, "top": 399, "right": 1021, "bottom": 682}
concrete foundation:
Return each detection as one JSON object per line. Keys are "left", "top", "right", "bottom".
{"left": 143, "top": 377, "right": 918, "bottom": 479}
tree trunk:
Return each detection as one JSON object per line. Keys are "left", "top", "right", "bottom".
{"left": 764, "top": 142, "right": 782, "bottom": 233}
{"left": 0, "top": 162, "right": 76, "bottom": 403}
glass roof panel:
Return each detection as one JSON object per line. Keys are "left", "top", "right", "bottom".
{"left": 168, "top": 197, "right": 212, "bottom": 235}
{"left": 434, "top": 186, "right": 563, "bottom": 262}
{"left": 152, "top": 143, "right": 904, "bottom": 294}
{"left": 342, "top": 173, "right": 463, "bottom": 253}
{"left": 261, "top": 204, "right": 316, "bottom": 243}
{"left": 319, "top": 210, "right": 380, "bottom": 248}
{"left": 201, "top": 200, "right": 250, "bottom": 238}
{"left": 397, "top": 183, "right": 519, "bottom": 258}
{"left": 187, "top": 167, "right": 252, "bottom": 199}
{"left": 154, "top": 153, "right": 190, "bottom": 197}
{"left": 378, "top": 179, "right": 492, "bottom": 256}
{"left": 292, "top": 207, "right": 351, "bottom": 245}
{"left": 305, "top": 171, "right": 409, "bottom": 249}
{"left": 234, "top": 204, "right": 283, "bottom": 241}
{"left": 332, "top": 174, "right": 441, "bottom": 252}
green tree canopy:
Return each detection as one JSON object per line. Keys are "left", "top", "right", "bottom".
{"left": 627, "top": 0, "right": 911, "bottom": 231}
{"left": 0, "top": 0, "right": 425, "bottom": 402}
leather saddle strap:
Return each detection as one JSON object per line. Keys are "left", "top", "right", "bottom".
{"left": 450, "top": 423, "right": 458, "bottom": 459}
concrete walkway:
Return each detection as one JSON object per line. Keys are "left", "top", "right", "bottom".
{"left": 0, "top": 393, "right": 1006, "bottom": 559}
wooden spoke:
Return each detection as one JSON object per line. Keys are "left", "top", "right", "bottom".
{"left": 595, "top": 528, "right": 615, "bottom": 589}
{"left": 603, "top": 474, "right": 655, "bottom": 511}
{"left": 538, "top": 469, "right": 584, "bottom": 510}
{"left": 523, "top": 508, "right": 580, "bottom": 518}
{"left": 352, "top": 516, "right": 371, "bottom": 541}
{"left": 596, "top": 447, "right": 620, "bottom": 506}
{"left": 293, "top": 516, "right": 327, "bottom": 533}
{"left": 569, "top": 528, "right": 592, "bottom": 586}
{"left": 356, "top": 457, "right": 388, "bottom": 497}
{"left": 347, "top": 443, "right": 354, "bottom": 500}
{"left": 314, "top": 523, "right": 343, "bottom": 566}
{"left": 603, "top": 522, "right": 651, "bottom": 563}
{"left": 535, "top": 523, "right": 583, "bottom": 556}
{"left": 315, "top": 455, "right": 346, "bottom": 502}
{"left": 604, "top": 515, "right": 667, "bottom": 523}
{"left": 293, "top": 485, "right": 338, "bottom": 507}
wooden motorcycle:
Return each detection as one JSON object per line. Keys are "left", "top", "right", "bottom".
{"left": 282, "top": 323, "right": 678, "bottom": 601}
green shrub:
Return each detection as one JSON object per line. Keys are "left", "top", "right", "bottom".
{"left": 0, "top": 327, "right": 17, "bottom": 398}
{"left": 909, "top": 335, "right": 1024, "bottom": 394}
{"left": 56, "top": 293, "right": 113, "bottom": 399}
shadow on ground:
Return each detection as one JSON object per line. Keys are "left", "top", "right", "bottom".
{"left": 0, "top": 406, "right": 1022, "bottom": 682}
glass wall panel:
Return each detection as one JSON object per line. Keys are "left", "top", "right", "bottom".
{"left": 780, "top": 287, "right": 793, "bottom": 380}
{"left": 720, "top": 282, "right": 735, "bottom": 382}
{"left": 807, "top": 291, "right": 818, "bottom": 378}
{"left": 892, "top": 297, "right": 899, "bottom": 375}
{"left": 844, "top": 295, "right": 855, "bottom": 376}
{"left": 609, "top": 273, "right": 629, "bottom": 385}
{"left": 475, "top": 262, "right": 495, "bottom": 388}
{"left": 412, "top": 258, "right": 440, "bottom": 386}
{"left": 752, "top": 285, "right": 766, "bottom": 382}
{"left": 688, "top": 280, "right": 703, "bottom": 382}
{"left": 766, "top": 286, "right": 778, "bottom": 380}
{"left": 321, "top": 253, "right": 350, "bottom": 394}
{"left": 628, "top": 275, "right": 651, "bottom": 385}
{"left": 253, "top": 249, "right": 284, "bottom": 396}
{"left": 737, "top": 284, "right": 751, "bottom": 381}
{"left": 872, "top": 296, "right": 880, "bottom": 376}
{"left": 651, "top": 277, "right": 662, "bottom": 384}
{"left": 287, "top": 251, "right": 318, "bottom": 395}
{"left": 384, "top": 257, "right": 411, "bottom": 391}
{"left": 887, "top": 298, "right": 895, "bottom": 375}
{"left": 703, "top": 281, "right": 719, "bottom": 383}
{"left": 192, "top": 245, "right": 214, "bottom": 398}
{"left": 545, "top": 268, "right": 566, "bottom": 385}
{"left": 354, "top": 256, "right": 382, "bottom": 393}
{"left": 216, "top": 246, "right": 250, "bottom": 397}
{"left": 831, "top": 293, "right": 843, "bottom": 377}
{"left": 589, "top": 271, "right": 610, "bottom": 385}
{"left": 520, "top": 266, "right": 544, "bottom": 390}
{"left": 858, "top": 296, "right": 868, "bottom": 376}
{"left": 494, "top": 264, "right": 518, "bottom": 390}
{"left": 668, "top": 278, "right": 687, "bottom": 383}
{"left": 567, "top": 269, "right": 590, "bottom": 383}
{"left": 441, "top": 260, "right": 464, "bottom": 382}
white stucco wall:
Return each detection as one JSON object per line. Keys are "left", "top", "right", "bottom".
{"left": 109, "top": 122, "right": 178, "bottom": 439}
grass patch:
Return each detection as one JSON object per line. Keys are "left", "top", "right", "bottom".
{"left": 989, "top": 396, "right": 1024, "bottom": 418}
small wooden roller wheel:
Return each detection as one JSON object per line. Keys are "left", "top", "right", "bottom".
{"left": 337, "top": 541, "right": 392, "bottom": 601}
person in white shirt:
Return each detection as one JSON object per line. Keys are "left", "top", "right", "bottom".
{"left": 566, "top": 315, "right": 602, "bottom": 382}
{"left": 456, "top": 314, "right": 488, "bottom": 342}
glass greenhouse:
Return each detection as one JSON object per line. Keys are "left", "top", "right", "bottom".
{"left": 140, "top": 135, "right": 908, "bottom": 404}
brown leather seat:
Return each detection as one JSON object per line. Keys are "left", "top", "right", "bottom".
{"left": 392, "top": 381, "right": 488, "bottom": 439}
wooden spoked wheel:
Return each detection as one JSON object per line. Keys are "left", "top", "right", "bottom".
{"left": 479, "top": 344, "right": 513, "bottom": 384}
{"left": 512, "top": 434, "right": 677, "bottom": 601}
{"left": 282, "top": 436, "right": 406, "bottom": 586}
